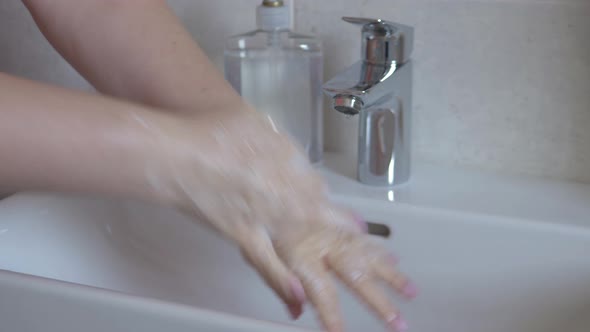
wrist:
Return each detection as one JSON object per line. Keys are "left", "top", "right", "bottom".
{"left": 114, "top": 107, "right": 186, "bottom": 207}
{"left": 135, "top": 102, "right": 264, "bottom": 206}
{"left": 128, "top": 106, "right": 235, "bottom": 209}
{"left": 132, "top": 100, "right": 283, "bottom": 212}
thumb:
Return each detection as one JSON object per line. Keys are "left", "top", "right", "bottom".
{"left": 238, "top": 227, "right": 306, "bottom": 319}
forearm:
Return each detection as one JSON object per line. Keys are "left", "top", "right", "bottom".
{"left": 22, "top": 0, "right": 242, "bottom": 112}
{"left": 0, "top": 72, "right": 167, "bottom": 202}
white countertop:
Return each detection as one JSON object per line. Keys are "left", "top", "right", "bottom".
{"left": 320, "top": 153, "right": 590, "bottom": 229}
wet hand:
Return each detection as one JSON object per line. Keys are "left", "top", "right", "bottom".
{"left": 143, "top": 107, "right": 417, "bottom": 331}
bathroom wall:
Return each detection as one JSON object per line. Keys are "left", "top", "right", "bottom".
{"left": 1, "top": 0, "right": 589, "bottom": 183}
{"left": 294, "top": 0, "right": 590, "bottom": 183}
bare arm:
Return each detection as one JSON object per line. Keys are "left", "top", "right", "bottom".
{"left": 0, "top": 72, "right": 167, "bottom": 201}
{"left": 21, "top": 0, "right": 241, "bottom": 112}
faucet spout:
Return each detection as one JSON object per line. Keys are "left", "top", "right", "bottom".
{"left": 322, "top": 17, "right": 414, "bottom": 187}
{"left": 333, "top": 95, "right": 363, "bottom": 115}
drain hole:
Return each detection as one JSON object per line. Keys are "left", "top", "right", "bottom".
{"left": 366, "top": 222, "right": 391, "bottom": 238}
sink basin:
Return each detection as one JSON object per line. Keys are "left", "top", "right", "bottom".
{"left": 1, "top": 158, "right": 590, "bottom": 331}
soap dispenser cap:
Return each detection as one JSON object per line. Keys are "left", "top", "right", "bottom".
{"left": 257, "top": 1, "right": 290, "bottom": 30}
{"left": 262, "top": 0, "right": 284, "bottom": 6}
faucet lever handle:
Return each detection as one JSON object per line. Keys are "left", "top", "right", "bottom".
{"left": 342, "top": 17, "right": 390, "bottom": 25}
{"left": 342, "top": 16, "right": 414, "bottom": 65}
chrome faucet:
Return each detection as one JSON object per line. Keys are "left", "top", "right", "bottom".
{"left": 323, "top": 17, "right": 414, "bottom": 187}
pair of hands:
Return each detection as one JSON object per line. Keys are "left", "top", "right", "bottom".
{"left": 137, "top": 106, "right": 416, "bottom": 332}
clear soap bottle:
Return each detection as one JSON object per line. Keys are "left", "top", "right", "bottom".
{"left": 224, "top": 0, "right": 324, "bottom": 163}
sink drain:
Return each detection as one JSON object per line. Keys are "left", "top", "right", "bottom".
{"left": 366, "top": 222, "right": 391, "bottom": 238}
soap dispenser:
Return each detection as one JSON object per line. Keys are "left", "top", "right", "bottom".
{"left": 224, "top": 0, "right": 324, "bottom": 163}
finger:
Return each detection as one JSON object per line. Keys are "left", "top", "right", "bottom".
{"left": 239, "top": 229, "right": 306, "bottom": 308}
{"left": 375, "top": 263, "right": 418, "bottom": 299}
{"left": 294, "top": 262, "right": 344, "bottom": 332}
{"left": 350, "top": 211, "right": 369, "bottom": 233}
{"left": 331, "top": 263, "right": 407, "bottom": 331}
{"left": 287, "top": 302, "right": 303, "bottom": 320}
{"left": 322, "top": 207, "right": 366, "bottom": 233}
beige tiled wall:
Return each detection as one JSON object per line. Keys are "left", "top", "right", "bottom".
{"left": 1, "top": 0, "right": 589, "bottom": 182}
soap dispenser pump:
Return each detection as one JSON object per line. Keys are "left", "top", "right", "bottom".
{"left": 224, "top": 0, "right": 324, "bottom": 163}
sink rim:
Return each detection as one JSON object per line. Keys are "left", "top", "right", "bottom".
{"left": 332, "top": 193, "right": 590, "bottom": 238}
{"left": 321, "top": 152, "right": 590, "bottom": 231}
{"left": 0, "top": 268, "right": 315, "bottom": 332}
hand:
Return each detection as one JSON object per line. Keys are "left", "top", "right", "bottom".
{"left": 142, "top": 106, "right": 417, "bottom": 331}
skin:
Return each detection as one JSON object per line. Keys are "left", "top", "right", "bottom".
{"left": 22, "top": 0, "right": 239, "bottom": 113}
{"left": 2, "top": 1, "right": 417, "bottom": 331}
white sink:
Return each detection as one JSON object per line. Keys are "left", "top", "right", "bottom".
{"left": 1, "top": 156, "right": 590, "bottom": 332}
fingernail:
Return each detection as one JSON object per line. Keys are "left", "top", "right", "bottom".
{"left": 352, "top": 213, "right": 368, "bottom": 233}
{"left": 403, "top": 281, "right": 418, "bottom": 299}
{"left": 391, "top": 316, "right": 408, "bottom": 331}
{"left": 289, "top": 277, "right": 306, "bottom": 303}
{"left": 287, "top": 303, "right": 303, "bottom": 320}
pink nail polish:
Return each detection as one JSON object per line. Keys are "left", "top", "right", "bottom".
{"left": 391, "top": 316, "right": 408, "bottom": 331}
{"left": 289, "top": 277, "right": 306, "bottom": 303}
{"left": 287, "top": 303, "right": 302, "bottom": 320}
{"left": 403, "top": 281, "right": 418, "bottom": 299}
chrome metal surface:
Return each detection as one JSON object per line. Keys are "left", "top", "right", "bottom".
{"left": 342, "top": 17, "right": 414, "bottom": 65}
{"left": 333, "top": 95, "right": 363, "bottom": 115}
{"left": 323, "top": 17, "right": 414, "bottom": 187}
